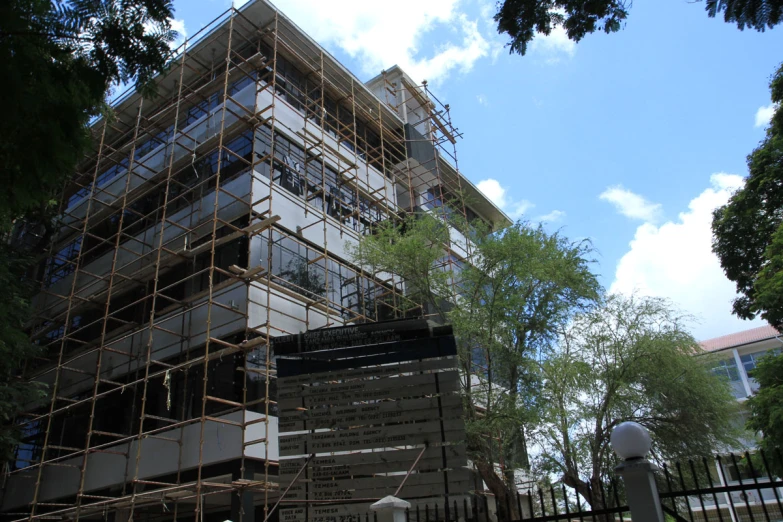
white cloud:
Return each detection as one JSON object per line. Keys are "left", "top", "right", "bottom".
{"left": 266, "top": 0, "right": 492, "bottom": 85}
{"left": 509, "top": 200, "right": 535, "bottom": 219}
{"left": 599, "top": 185, "right": 663, "bottom": 222}
{"left": 477, "top": 178, "right": 533, "bottom": 219}
{"left": 529, "top": 25, "right": 576, "bottom": 63}
{"left": 477, "top": 179, "right": 508, "bottom": 207}
{"left": 755, "top": 103, "right": 778, "bottom": 128}
{"left": 170, "top": 18, "right": 187, "bottom": 49}
{"left": 476, "top": 94, "right": 488, "bottom": 106}
{"left": 609, "top": 173, "right": 763, "bottom": 340}
{"left": 538, "top": 210, "right": 566, "bottom": 222}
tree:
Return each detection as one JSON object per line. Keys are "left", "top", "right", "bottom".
{"left": 494, "top": 0, "right": 783, "bottom": 56}
{"left": 1, "top": 0, "right": 176, "bottom": 229}
{"left": 531, "top": 294, "right": 740, "bottom": 509}
{"left": 451, "top": 221, "right": 599, "bottom": 506}
{"left": 712, "top": 63, "right": 783, "bottom": 327}
{"left": 349, "top": 213, "right": 600, "bottom": 521}
{"left": 746, "top": 351, "right": 783, "bottom": 478}
{"left": 0, "top": 0, "right": 176, "bottom": 462}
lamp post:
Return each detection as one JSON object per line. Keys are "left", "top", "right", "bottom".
{"left": 611, "top": 422, "right": 665, "bottom": 522}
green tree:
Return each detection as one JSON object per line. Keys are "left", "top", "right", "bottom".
{"left": 532, "top": 294, "right": 740, "bottom": 509}
{"left": 349, "top": 213, "right": 600, "bottom": 521}
{"left": 712, "top": 63, "right": 783, "bottom": 327}
{"left": 494, "top": 0, "right": 783, "bottom": 56}
{"left": 746, "top": 351, "right": 783, "bottom": 478}
{"left": 0, "top": 0, "right": 176, "bottom": 462}
{"left": 1, "top": 0, "right": 176, "bottom": 228}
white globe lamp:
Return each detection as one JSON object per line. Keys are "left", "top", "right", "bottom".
{"left": 610, "top": 421, "right": 652, "bottom": 460}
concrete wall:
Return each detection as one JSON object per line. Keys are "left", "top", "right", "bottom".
{"left": 245, "top": 412, "right": 279, "bottom": 461}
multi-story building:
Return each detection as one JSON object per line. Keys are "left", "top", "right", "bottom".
{"left": 693, "top": 325, "right": 783, "bottom": 522}
{"left": 0, "top": 2, "right": 509, "bottom": 520}
{"left": 701, "top": 325, "right": 782, "bottom": 402}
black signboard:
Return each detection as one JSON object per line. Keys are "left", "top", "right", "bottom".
{"left": 271, "top": 318, "right": 453, "bottom": 356}
{"left": 275, "top": 318, "right": 469, "bottom": 522}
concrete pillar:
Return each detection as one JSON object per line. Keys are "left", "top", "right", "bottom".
{"left": 611, "top": 422, "right": 664, "bottom": 522}
{"left": 371, "top": 496, "right": 411, "bottom": 522}
{"left": 614, "top": 459, "right": 665, "bottom": 522}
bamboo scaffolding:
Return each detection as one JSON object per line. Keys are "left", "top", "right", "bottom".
{"left": 4, "top": 2, "right": 491, "bottom": 521}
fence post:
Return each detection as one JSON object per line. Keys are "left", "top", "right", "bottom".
{"left": 611, "top": 422, "right": 665, "bottom": 522}
{"left": 372, "top": 496, "right": 412, "bottom": 522}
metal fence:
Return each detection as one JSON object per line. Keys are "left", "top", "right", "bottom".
{"left": 397, "top": 451, "right": 783, "bottom": 522}
{"left": 398, "top": 478, "right": 631, "bottom": 522}
{"left": 659, "top": 451, "right": 783, "bottom": 522}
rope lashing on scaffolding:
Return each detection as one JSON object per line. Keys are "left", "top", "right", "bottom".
{"left": 192, "top": 138, "right": 199, "bottom": 178}
{"left": 163, "top": 370, "right": 171, "bottom": 411}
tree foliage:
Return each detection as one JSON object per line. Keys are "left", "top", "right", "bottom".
{"left": 746, "top": 351, "right": 783, "bottom": 478}
{"left": 0, "top": 0, "right": 175, "bottom": 463}
{"left": 531, "top": 294, "right": 740, "bottom": 508}
{"left": 712, "top": 63, "right": 783, "bottom": 327}
{"left": 0, "top": 246, "right": 47, "bottom": 462}
{"left": 350, "top": 214, "right": 739, "bottom": 513}
{"left": 494, "top": 0, "right": 783, "bottom": 56}
{"left": 0, "top": 0, "right": 176, "bottom": 228}
{"left": 451, "top": 221, "right": 599, "bottom": 475}
{"left": 349, "top": 214, "right": 600, "bottom": 520}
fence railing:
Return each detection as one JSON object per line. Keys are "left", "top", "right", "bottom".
{"left": 396, "top": 478, "right": 631, "bottom": 522}
{"left": 658, "top": 451, "right": 783, "bottom": 522}
{"left": 304, "top": 451, "right": 782, "bottom": 522}
{"left": 391, "top": 452, "right": 783, "bottom": 522}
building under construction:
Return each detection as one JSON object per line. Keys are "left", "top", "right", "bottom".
{"left": 1, "top": 1, "right": 508, "bottom": 520}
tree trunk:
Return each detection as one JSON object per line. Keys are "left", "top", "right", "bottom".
{"left": 475, "top": 460, "right": 520, "bottom": 522}
{"left": 563, "top": 474, "right": 608, "bottom": 522}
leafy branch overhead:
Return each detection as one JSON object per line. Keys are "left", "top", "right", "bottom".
{"left": 0, "top": 0, "right": 177, "bottom": 227}
{"left": 712, "top": 63, "right": 783, "bottom": 327}
{"left": 494, "top": 0, "right": 783, "bottom": 56}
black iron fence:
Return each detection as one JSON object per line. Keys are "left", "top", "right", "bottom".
{"left": 287, "top": 451, "right": 782, "bottom": 522}
{"left": 659, "top": 451, "right": 783, "bottom": 522}
{"left": 396, "top": 451, "right": 783, "bottom": 522}
{"left": 399, "top": 478, "right": 630, "bottom": 522}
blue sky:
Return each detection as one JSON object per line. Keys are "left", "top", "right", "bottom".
{"left": 169, "top": 0, "right": 782, "bottom": 340}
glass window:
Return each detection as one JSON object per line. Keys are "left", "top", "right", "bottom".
{"left": 43, "top": 237, "right": 82, "bottom": 286}
{"left": 711, "top": 357, "right": 747, "bottom": 399}
{"left": 740, "top": 350, "right": 775, "bottom": 374}
{"left": 68, "top": 157, "right": 130, "bottom": 208}
{"left": 228, "top": 71, "right": 257, "bottom": 96}
{"left": 13, "top": 419, "right": 42, "bottom": 470}
{"left": 260, "top": 230, "right": 396, "bottom": 321}
{"left": 134, "top": 126, "right": 173, "bottom": 160}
